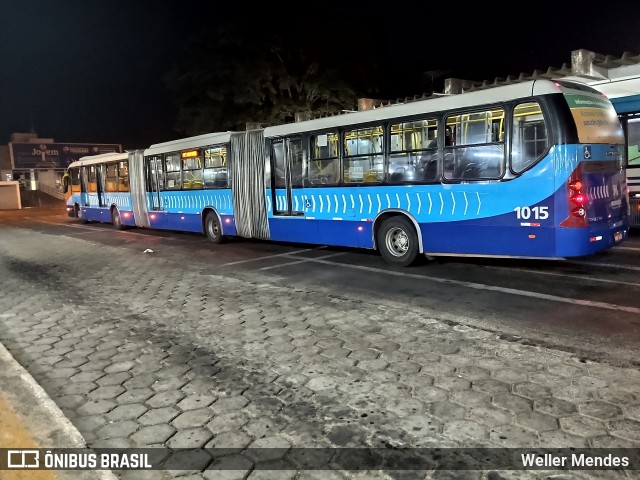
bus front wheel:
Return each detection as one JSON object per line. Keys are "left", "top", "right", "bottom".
{"left": 377, "top": 217, "right": 419, "bottom": 267}
{"left": 112, "top": 208, "right": 125, "bottom": 230}
{"left": 204, "top": 212, "right": 224, "bottom": 244}
{"left": 75, "top": 204, "right": 87, "bottom": 224}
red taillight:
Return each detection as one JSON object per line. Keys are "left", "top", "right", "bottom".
{"left": 560, "top": 166, "right": 588, "bottom": 228}
{"left": 569, "top": 180, "right": 583, "bottom": 191}
{"left": 570, "top": 193, "right": 586, "bottom": 205}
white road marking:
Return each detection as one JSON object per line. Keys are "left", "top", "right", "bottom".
{"left": 613, "top": 246, "right": 640, "bottom": 252}
{"left": 266, "top": 256, "right": 640, "bottom": 315}
{"left": 572, "top": 260, "right": 640, "bottom": 272}
{"left": 258, "top": 253, "right": 346, "bottom": 271}
{"left": 221, "top": 249, "right": 316, "bottom": 266}
{"left": 490, "top": 266, "right": 640, "bottom": 287}
{"left": 33, "top": 220, "right": 174, "bottom": 238}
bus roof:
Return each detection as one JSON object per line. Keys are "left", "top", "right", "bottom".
{"left": 263, "top": 79, "right": 579, "bottom": 138}
{"left": 145, "top": 131, "right": 234, "bottom": 155}
{"left": 67, "top": 151, "right": 129, "bottom": 169}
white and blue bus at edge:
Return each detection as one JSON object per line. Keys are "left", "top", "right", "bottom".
{"left": 64, "top": 79, "right": 629, "bottom": 266}
{"left": 609, "top": 94, "right": 640, "bottom": 226}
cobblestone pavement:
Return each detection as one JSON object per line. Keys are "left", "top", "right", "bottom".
{"left": 1, "top": 226, "right": 640, "bottom": 480}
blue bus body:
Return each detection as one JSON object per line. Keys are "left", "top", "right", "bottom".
{"left": 264, "top": 144, "right": 626, "bottom": 258}
{"left": 145, "top": 190, "right": 235, "bottom": 234}
{"left": 75, "top": 192, "right": 135, "bottom": 226}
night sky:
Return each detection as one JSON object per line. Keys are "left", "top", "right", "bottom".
{"left": 1, "top": 1, "right": 639, "bottom": 150}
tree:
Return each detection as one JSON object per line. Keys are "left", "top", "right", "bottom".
{"left": 164, "top": 24, "right": 360, "bottom": 135}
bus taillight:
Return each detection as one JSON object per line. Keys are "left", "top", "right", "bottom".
{"left": 560, "top": 166, "right": 588, "bottom": 228}
{"left": 568, "top": 180, "right": 583, "bottom": 191}
{"left": 571, "top": 207, "right": 586, "bottom": 218}
{"left": 570, "top": 193, "right": 586, "bottom": 206}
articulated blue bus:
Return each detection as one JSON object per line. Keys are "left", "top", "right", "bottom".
{"left": 64, "top": 79, "right": 629, "bottom": 266}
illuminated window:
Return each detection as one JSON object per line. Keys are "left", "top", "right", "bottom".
{"left": 511, "top": 102, "right": 548, "bottom": 174}
{"left": 444, "top": 108, "right": 506, "bottom": 180}
{"left": 118, "top": 161, "right": 129, "bottom": 192}
{"left": 309, "top": 132, "right": 339, "bottom": 185}
{"left": 203, "top": 146, "right": 228, "bottom": 188}
{"left": 181, "top": 150, "right": 203, "bottom": 189}
{"left": 88, "top": 166, "right": 97, "bottom": 192}
{"left": 164, "top": 153, "right": 181, "bottom": 190}
{"left": 105, "top": 163, "right": 118, "bottom": 192}
{"left": 343, "top": 125, "right": 384, "bottom": 183}
{"left": 390, "top": 118, "right": 438, "bottom": 182}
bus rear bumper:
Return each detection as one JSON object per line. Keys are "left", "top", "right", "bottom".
{"left": 556, "top": 224, "right": 628, "bottom": 257}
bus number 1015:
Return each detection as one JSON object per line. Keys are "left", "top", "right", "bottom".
{"left": 514, "top": 206, "right": 549, "bottom": 220}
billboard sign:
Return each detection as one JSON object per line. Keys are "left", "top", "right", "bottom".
{"left": 10, "top": 143, "right": 122, "bottom": 169}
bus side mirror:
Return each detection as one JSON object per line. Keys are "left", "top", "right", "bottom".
{"left": 62, "top": 174, "right": 69, "bottom": 193}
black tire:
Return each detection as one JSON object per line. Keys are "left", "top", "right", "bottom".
{"left": 204, "top": 212, "right": 224, "bottom": 244}
{"left": 377, "top": 216, "right": 419, "bottom": 267}
{"left": 75, "top": 204, "right": 87, "bottom": 224}
{"left": 112, "top": 208, "right": 125, "bottom": 230}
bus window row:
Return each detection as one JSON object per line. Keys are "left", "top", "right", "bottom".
{"left": 145, "top": 146, "right": 229, "bottom": 191}
{"left": 84, "top": 102, "right": 549, "bottom": 194}
{"left": 70, "top": 161, "right": 130, "bottom": 194}
{"left": 279, "top": 101, "right": 548, "bottom": 186}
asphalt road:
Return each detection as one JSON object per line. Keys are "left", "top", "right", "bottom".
{"left": 1, "top": 205, "right": 640, "bottom": 480}
{"left": 5, "top": 207, "right": 640, "bottom": 368}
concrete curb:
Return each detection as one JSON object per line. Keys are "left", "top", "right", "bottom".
{"left": 0, "top": 341, "right": 118, "bottom": 480}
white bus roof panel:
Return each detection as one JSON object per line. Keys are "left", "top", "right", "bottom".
{"left": 67, "top": 151, "right": 128, "bottom": 169}
{"left": 263, "top": 80, "right": 567, "bottom": 138}
{"left": 145, "top": 132, "right": 234, "bottom": 156}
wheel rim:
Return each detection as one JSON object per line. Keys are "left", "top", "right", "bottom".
{"left": 113, "top": 211, "right": 120, "bottom": 227}
{"left": 208, "top": 218, "right": 219, "bottom": 238}
{"left": 385, "top": 227, "right": 410, "bottom": 257}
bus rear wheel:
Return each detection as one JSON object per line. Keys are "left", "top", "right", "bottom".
{"left": 377, "top": 216, "right": 419, "bottom": 267}
{"left": 204, "top": 212, "right": 224, "bottom": 244}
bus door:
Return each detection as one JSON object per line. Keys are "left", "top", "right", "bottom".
{"left": 80, "top": 167, "right": 90, "bottom": 207}
{"left": 271, "top": 138, "right": 304, "bottom": 216}
{"left": 96, "top": 165, "right": 107, "bottom": 207}
{"left": 145, "top": 155, "right": 164, "bottom": 211}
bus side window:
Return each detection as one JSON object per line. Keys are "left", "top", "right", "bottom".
{"left": 390, "top": 119, "right": 437, "bottom": 182}
{"left": 445, "top": 109, "right": 505, "bottom": 180}
{"left": 165, "top": 152, "right": 181, "bottom": 190}
{"left": 105, "top": 163, "right": 118, "bottom": 192}
{"left": 66, "top": 168, "right": 81, "bottom": 193}
{"left": 204, "top": 146, "right": 228, "bottom": 188}
{"left": 118, "top": 161, "right": 129, "bottom": 192}
{"left": 182, "top": 155, "right": 203, "bottom": 190}
{"left": 309, "top": 132, "right": 339, "bottom": 185}
{"left": 512, "top": 102, "right": 548, "bottom": 173}
{"left": 343, "top": 126, "right": 384, "bottom": 183}
{"left": 272, "top": 141, "right": 286, "bottom": 188}
{"left": 287, "top": 138, "right": 304, "bottom": 188}
{"left": 88, "top": 166, "right": 97, "bottom": 192}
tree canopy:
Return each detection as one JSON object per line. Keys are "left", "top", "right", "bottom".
{"left": 164, "top": 24, "right": 363, "bottom": 136}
